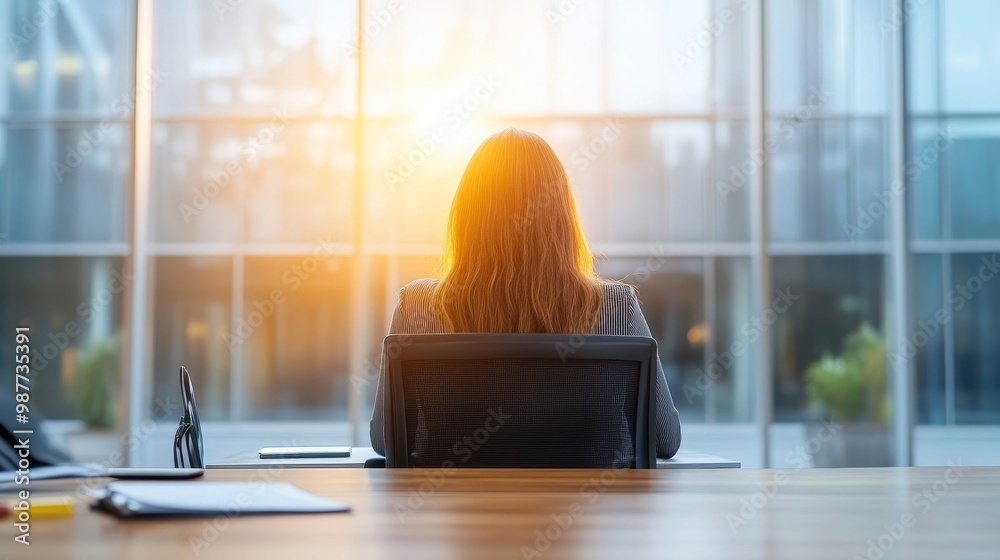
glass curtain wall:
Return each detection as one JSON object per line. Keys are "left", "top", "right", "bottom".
{"left": 3, "top": 0, "right": 999, "bottom": 467}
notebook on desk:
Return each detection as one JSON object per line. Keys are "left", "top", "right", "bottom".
{"left": 93, "top": 481, "right": 351, "bottom": 518}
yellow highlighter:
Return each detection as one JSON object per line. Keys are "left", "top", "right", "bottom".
{"left": 30, "top": 497, "right": 75, "bottom": 518}
{"left": 3, "top": 497, "right": 76, "bottom": 519}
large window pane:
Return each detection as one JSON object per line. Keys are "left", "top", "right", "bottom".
{"left": 0, "top": 257, "right": 125, "bottom": 420}
{"left": 713, "top": 256, "right": 754, "bottom": 422}
{"left": 2, "top": 0, "right": 134, "bottom": 116}
{"left": 152, "top": 124, "right": 246, "bottom": 243}
{"left": 909, "top": 119, "right": 945, "bottom": 240}
{"left": 947, "top": 121, "right": 1000, "bottom": 240}
{"left": 153, "top": 122, "right": 354, "bottom": 244}
{"left": 913, "top": 254, "right": 946, "bottom": 424}
{"left": 941, "top": 0, "right": 1000, "bottom": 114}
{"left": 714, "top": 122, "right": 751, "bottom": 242}
{"left": 5, "top": 125, "right": 129, "bottom": 243}
{"left": 771, "top": 255, "right": 885, "bottom": 421}
{"left": 242, "top": 256, "right": 351, "bottom": 420}
{"left": 153, "top": 0, "right": 356, "bottom": 116}
{"left": 151, "top": 257, "right": 232, "bottom": 421}
{"left": 952, "top": 252, "right": 1000, "bottom": 423}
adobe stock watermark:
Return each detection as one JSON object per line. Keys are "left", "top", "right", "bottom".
{"left": 888, "top": 255, "right": 998, "bottom": 366}
{"left": 717, "top": 86, "right": 833, "bottom": 202}
{"left": 31, "top": 268, "right": 132, "bottom": 374}
{"left": 394, "top": 408, "right": 511, "bottom": 523}
{"left": 6, "top": 0, "right": 70, "bottom": 54}
{"left": 384, "top": 74, "right": 500, "bottom": 192}
{"left": 726, "top": 417, "right": 843, "bottom": 533}
{"left": 683, "top": 287, "right": 799, "bottom": 403}
{"left": 852, "top": 460, "right": 968, "bottom": 560}
{"left": 545, "top": 0, "right": 591, "bottom": 26}
{"left": 673, "top": 0, "right": 751, "bottom": 70}
{"left": 879, "top": 0, "right": 929, "bottom": 38}
{"left": 178, "top": 108, "right": 292, "bottom": 223}
{"left": 212, "top": 0, "right": 247, "bottom": 20}
{"left": 341, "top": 0, "right": 404, "bottom": 59}
{"left": 569, "top": 119, "right": 627, "bottom": 173}
{"left": 223, "top": 236, "right": 343, "bottom": 349}
{"left": 520, "top": 453, "right": 631, "bottom": 559}
{"left": 844, "top": 131, "right": 956, "bottom": 242}
{"left": 52, "top": 67, "right": 167, "bottom": 182}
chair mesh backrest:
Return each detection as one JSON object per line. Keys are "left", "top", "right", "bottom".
{"left": 400, "top": 357, "right": 640, "bottom": 468}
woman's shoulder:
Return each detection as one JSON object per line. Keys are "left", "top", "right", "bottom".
{"left": 400, "top": 277, "right": 439, "bottom": 295}
{"left": 392, "top": 278, "right": 443, "bottom": 333}
{"left": 594, "top": 280, "right": 640, "bottom": 335}
{"left": 397, "top": 278, "right": 440, "bottom": 309}
{"left": 598, "top": 279, "right": 638, "bottom": 300}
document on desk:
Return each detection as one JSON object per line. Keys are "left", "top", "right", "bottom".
{"left": 94, "top": 481, "right": 351, "bottom": 518}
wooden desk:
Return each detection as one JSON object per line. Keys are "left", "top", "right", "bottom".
{"left": 207, "top": 447, "right": 740, "bottom": 469}
{"left": 6, "top": 466, "right": 999, "bottom": 559}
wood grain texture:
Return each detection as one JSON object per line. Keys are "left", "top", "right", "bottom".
{"left": 4, "top": 466, "right": 999, "bottom": 560}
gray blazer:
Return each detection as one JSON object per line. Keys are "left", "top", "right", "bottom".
{"left": 369, "top": 278, "right": 683, "bottom": 459}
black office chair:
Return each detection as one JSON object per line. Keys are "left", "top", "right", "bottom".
{"left": 383, "top": 334, "right": 657, "bottom": 469}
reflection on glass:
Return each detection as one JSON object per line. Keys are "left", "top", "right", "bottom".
{"left": 609, "top": 0, "right": 716, "bottom": 113}
{"left": 768, "top": 121, "right": 889, "bottom": 242}
{"left": 771, "top": 255, "right": 884, "bottom": 421}
{"left": 152, "top": 257, "right": 232, "bottom": 421}
{"left": 0, "top": 257, "right": 124, "bottom": 419}
{"left": 243, "top": 256, "right": 351, "bottom": 420}
{"left": 5, "top": 126, "right": 128, "bottom": 243}
{"left": 766, "top": 0, "right": 887, "bottom": 114}
{"left": 3, "top": 0, "right": 134, "bottom": 116}
{"left": 152, "top": 124, "right": 245, "bottom": 243}
{"left": 947, "top": 122, "right": 1000, "bottom": 240}
{"left": 153, "top": 122, "right": 354, "bottom": 244}
{"left": 909, "top": 120, "right": 944, "bottom": 240}
{"left": 713, "top": 256, "right": 753, "bottom": 422}
{"left": 153, "top": 0, "right": 355, "bottom": 116}
{"left": 941, "top": 0, "right": 1000, "bottom": 113}
{"left": 913, "top": 254, "right": 945, "bottom": 424}
{"left": 714, "top": 122, "right": 751, "bottom": 241}
{"left": 952, "top": 253, "right": 1000, "bottom": 423}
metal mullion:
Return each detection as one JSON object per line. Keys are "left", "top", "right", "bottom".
{"left": 889, "top": 0, "right": 914, "bottom": 467}
{"left": 912, "top": 239, "right": 1000, "bottom": 253}
{"left": 2, "top": 114, "right": 132, "bottom": 126}
{"left": 347, "top": 0, "right": 369, "bottom": 447}
{"left": 704, "top": 255, "right": 717, "bottom": 423}
{"left": 124, "top": 0, "right": 154, "bottom": 466}
{"left": 0, "top": 242, "right": 130, "bottom": 256}
{"left": 230, "top": 253, "right": 245, "bottom": 422}
{"left": 942, "top": 251, "right": 955, "bottom": 425}
{"left": 749, "top": 0, "right": 772, "bottom": 468}
{"left": 151, "top": 114, "right": 355, "bottom": 125}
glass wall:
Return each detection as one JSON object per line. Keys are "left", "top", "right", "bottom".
{"left": 0, "top": 1, "right": 134, "bottom": 432}
{"left": 149, "top": 0, "right": 357, "bottom": 422}
{"left": 2, "top": 0, "right": 998, "bottom": 467}
{"left": 907, "top": 0, "right": 1000, "bottom": 426}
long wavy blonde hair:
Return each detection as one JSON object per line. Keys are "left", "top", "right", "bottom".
{"left": 432, "top": 128, "right": 604, "bottom": 333}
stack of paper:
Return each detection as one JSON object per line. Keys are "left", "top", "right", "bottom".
{"left": 93, "top": 481, "right": 351, "bottom": 518}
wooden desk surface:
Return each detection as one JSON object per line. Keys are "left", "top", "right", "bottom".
{"left": 6, "top": 466, "right": 999, "bottom": 560}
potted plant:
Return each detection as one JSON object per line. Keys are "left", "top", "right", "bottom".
{"left": 803, "top": 324, "right": 891, "bottom": 467}
{"left": 63, "top": 341, "right": 121, "bottom": 463}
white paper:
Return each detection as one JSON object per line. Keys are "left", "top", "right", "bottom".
{"left": 104, "top": 481, "right": 350, "bottom": 515}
